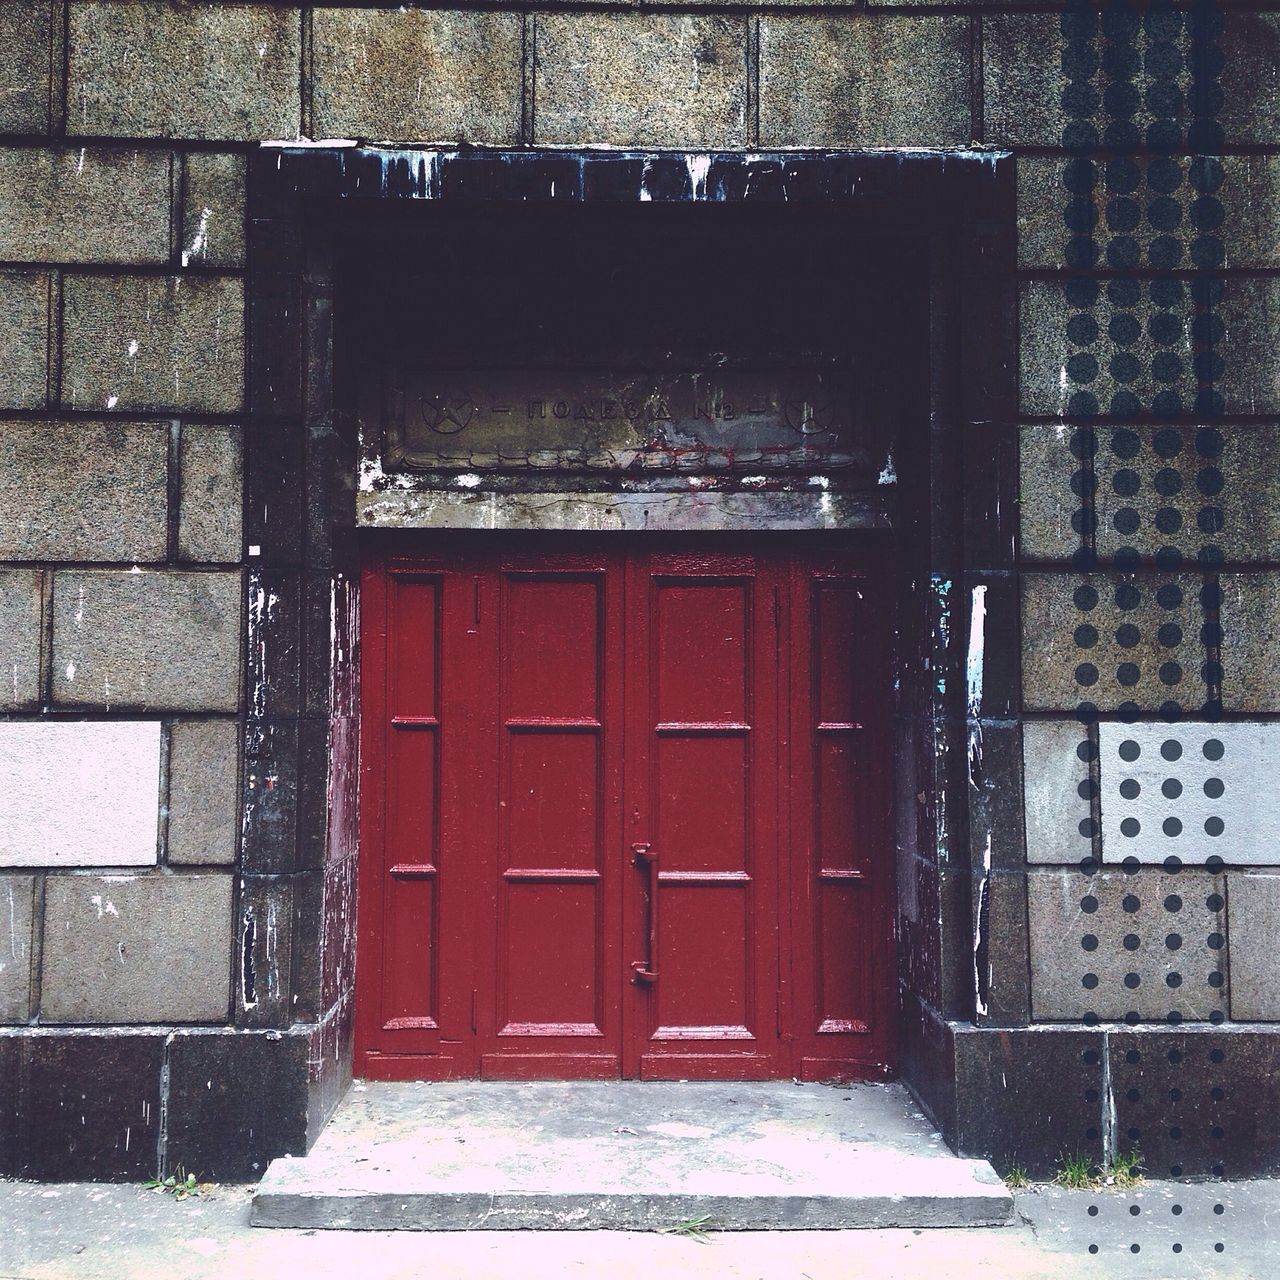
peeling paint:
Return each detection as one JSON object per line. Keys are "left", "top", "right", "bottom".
{"left": 973, "top": 833, "right": 991, "bottom": 1019}
{"left": 966, "top": 584, "right": 987, "bottom": 778}
{"left": 181, "top": 206, "right": 212, "bottom": 268}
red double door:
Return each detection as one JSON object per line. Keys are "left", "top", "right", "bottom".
{"left": 356, "top": 539, "right": 894, "bottom": 1082}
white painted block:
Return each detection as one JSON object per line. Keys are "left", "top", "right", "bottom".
{"left": 1099, "top": 721, "right": 1280, "bottom": 866}
{"left": 0, "top": 721, "right": 161, "bottom": 867}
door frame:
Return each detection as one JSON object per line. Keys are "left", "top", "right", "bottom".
{"left": 241, "top": 148, "right": 1019, "bottom": 1138}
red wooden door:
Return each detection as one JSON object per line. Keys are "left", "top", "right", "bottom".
{"left": 355, "top": 539, "right": 894, "bottom": 1082}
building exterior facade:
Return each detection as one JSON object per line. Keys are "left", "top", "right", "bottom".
{"left": 1, "top": 0, "right": 1279, "bottom": 1183}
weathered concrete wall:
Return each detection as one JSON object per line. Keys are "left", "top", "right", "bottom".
{"left": 0, "top": 0, "right": 1276, "bottom": 1182}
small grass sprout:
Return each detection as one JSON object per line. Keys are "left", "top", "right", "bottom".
{"left": 142, "top": 1166, "right": 204, "bottom": 1200}
{"left": 660, "top": 1213, "right": 716, "bottom": 1242}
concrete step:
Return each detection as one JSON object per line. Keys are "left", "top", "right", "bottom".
{"left": 252, "top": 1080, "right": 1013, "bottom": 1231}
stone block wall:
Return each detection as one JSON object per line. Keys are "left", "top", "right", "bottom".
{"left": 0, "top": 0, "right": 1277, "bottom": 1181}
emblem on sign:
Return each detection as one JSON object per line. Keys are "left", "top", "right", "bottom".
{"left": 783, "top": 399, "right": 838, "bottom": 437}
{"left": 421, "top": 396, "right": 476, "bottom": 435}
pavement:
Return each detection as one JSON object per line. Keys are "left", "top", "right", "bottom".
{"left": 3, "top": 1079, "right": 1276, "bottom": 1278}
{"left": 0, "top": 1177, "right": 1277, "bottom": 1279}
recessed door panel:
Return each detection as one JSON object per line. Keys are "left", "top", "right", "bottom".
{"left": 356, "top": 539, "right": 894, "bottom": 1082}
{"left": 787, "top": 563, "right": 895, "bottom": 1079}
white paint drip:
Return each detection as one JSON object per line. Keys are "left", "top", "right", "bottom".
{"left": 64, "top": 661, "right": 76, "bottom": 682}
{"left": 1101, "top": 1036, "right": 1116, "bottom": 1166}
{"left": 181, "top": 207, "right": 211, "bottom": 268}
{"left": 878, "top": 449, "right": 897, "bottom": 486}
{"left": 686, "top": 153, "right": 711, "bottom": 200}
{"left": 973, "top": 831, "right": 992, "bottom": 1018}
{"left": 966, "top": 583, "right": 987, "bottom": 775}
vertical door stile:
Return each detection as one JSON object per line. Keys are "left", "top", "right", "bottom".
{"left": 471, "top": 561, "right": 501, "bottom": 1068}
{"left": 621, "top": 548, "right": 650, "bottom": 1074}
{"left": 353, "top": 558, "right": 388, "bottom": 1077}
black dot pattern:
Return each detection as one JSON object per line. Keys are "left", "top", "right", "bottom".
{"left": 1052, "top": 0, "right": 1232, "bottom": 1255}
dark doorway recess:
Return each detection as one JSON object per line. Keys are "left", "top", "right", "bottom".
{"left": 244, "top": 148, "right": 1017, "bottom": 1154}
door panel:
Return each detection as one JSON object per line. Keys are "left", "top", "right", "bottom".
{"left": 624, "top": 555, "right": 782, "bottom": 1079}
{"left": 786, "top": 558, "right": 895, "bottom": 1079}
{"left": 358, "top": 567, "right": 474, "bottom": 1076}
{"left": 480, "top": 561, "right": 623, "bottom": 1077}
{"left": 356, "top": 539, "right": 895, "bottom": 1082}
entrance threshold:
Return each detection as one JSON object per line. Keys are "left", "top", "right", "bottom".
{"left": 252, "top": 1080, "right": 1011, "bottom": 1231}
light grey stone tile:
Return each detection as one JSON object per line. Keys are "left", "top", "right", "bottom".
{"left": 1029, "top": 867, "right": 1227, "bottom": 1021}
{"left": 1022, "top": 720, "right": 1096, "bottom": 866}
{"left": 40, "top": 872, "right": 232, "bottom": 1022}
{"left": 1100, "top": 722, "right": 1280, "bottom": 867}
{"left": 1228, "top": 872, "right": 1280, "bottom": 1020}
{"left": 0, "top": 721, "right": 160, "bottom": 867}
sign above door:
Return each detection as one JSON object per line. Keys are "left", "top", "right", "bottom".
{"left": 384, "top": 367, "right": 866, "bottom": 473}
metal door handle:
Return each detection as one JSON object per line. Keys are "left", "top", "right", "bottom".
{"left": 631, "top": 843, "right": 658, "bottom": 985}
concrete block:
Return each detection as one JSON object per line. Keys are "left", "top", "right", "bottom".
{"left": 236, "top": 876, "right": 294, "bottom": 1027}
{"left": 0, "top": 269, "right": 49, "bottom": 409}
{"left": 0, "top": 419, "right": 168, "bottom": 562}
{"left": 759, "top": 15, "right": 970, "bottom": 148}
{"left": 1219, "top": 573, "right": 1280, "bottom": 712}
{"left": 1091, "top": 426, "right": 1280, "bottom": 567}
{"left": 179, "top": 424, "right": 242, "bottom": 563}
{"left": 1021, "top": 572, "right": 1209, "bottom": 714}
{"left": 1099, "top": 722, "right": 1280, "bottom": 867}
{"left": 182, "top": 152, "right": 246, "bottom": 269}
{"left": 18, "top": 1034, "right": 165, "bottom": 1179}
{"left": 168, "top": 719, "right": 239, "bottom": 866}
{"left": 0, "top": 721, "right": 160, "bottom": 867}
{"left": 535, "top": 14, "right": 747, "bottom": 150}
{"left": 952, "top": 1027, "right": 1104, "bottom": 1178}
{"left": 168, "top": 1031, "right": 311, "bottom": 1181}
{"left": 313, "top": 9, "right": 521, "bottom": 145}
{"left": 1216, "top": 277, "right": 1280, "bottom": 416}
{"left": 62, "top": 273, "right": 244, "bottom": 415}
{"left": 0, "top": 147, "right": 170, "bottom": 264}
{"left": 0, "top": 569, "right": 43, "bottom": 711}
{"left": 68, "top": 2, "right": 301, "bottom": 141}
{"left": 1229, "top": 873, "right": 1280, "bottom": 1020}
{"left": 1022, "top": 721, "right": 1095, "bottom": 866}
{"left": 1018, "top": 424, "right": 1087, "bottom": 563}
{"left": 0, "top": 1, "right": 51, "bottom": 133}
{"left": 981, "top": 15, "right": 1065, "bottom": 149}
{"left": 51, "top": 570, "right": 242, "bottom": 711}
{"left": 0, "top": 875, "right": 35, "bottom": 1021}
{"left": 1220, "top": 158, "right": 1280, "bottom": 269}
{"left": 984, "top": 14, "right": 1194, "bottom": 151}
{"left": 1019, "top": 279, "right": 1197, "bottom": 420}
{"left": 1028, "top": 868, "right": 1227, "bottom": 1021}
{"left": 1219, "top": 13, "right": 1280, "bottom": 145}
{"left": 1107, "top": 1029, "right": 1280, "bottom": 1179}
{"left": 40, "top": 872, "right": 233, "bottom": 1023}
{"left": 1018, "top": 155, "right": 1280, "bottom": 272}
